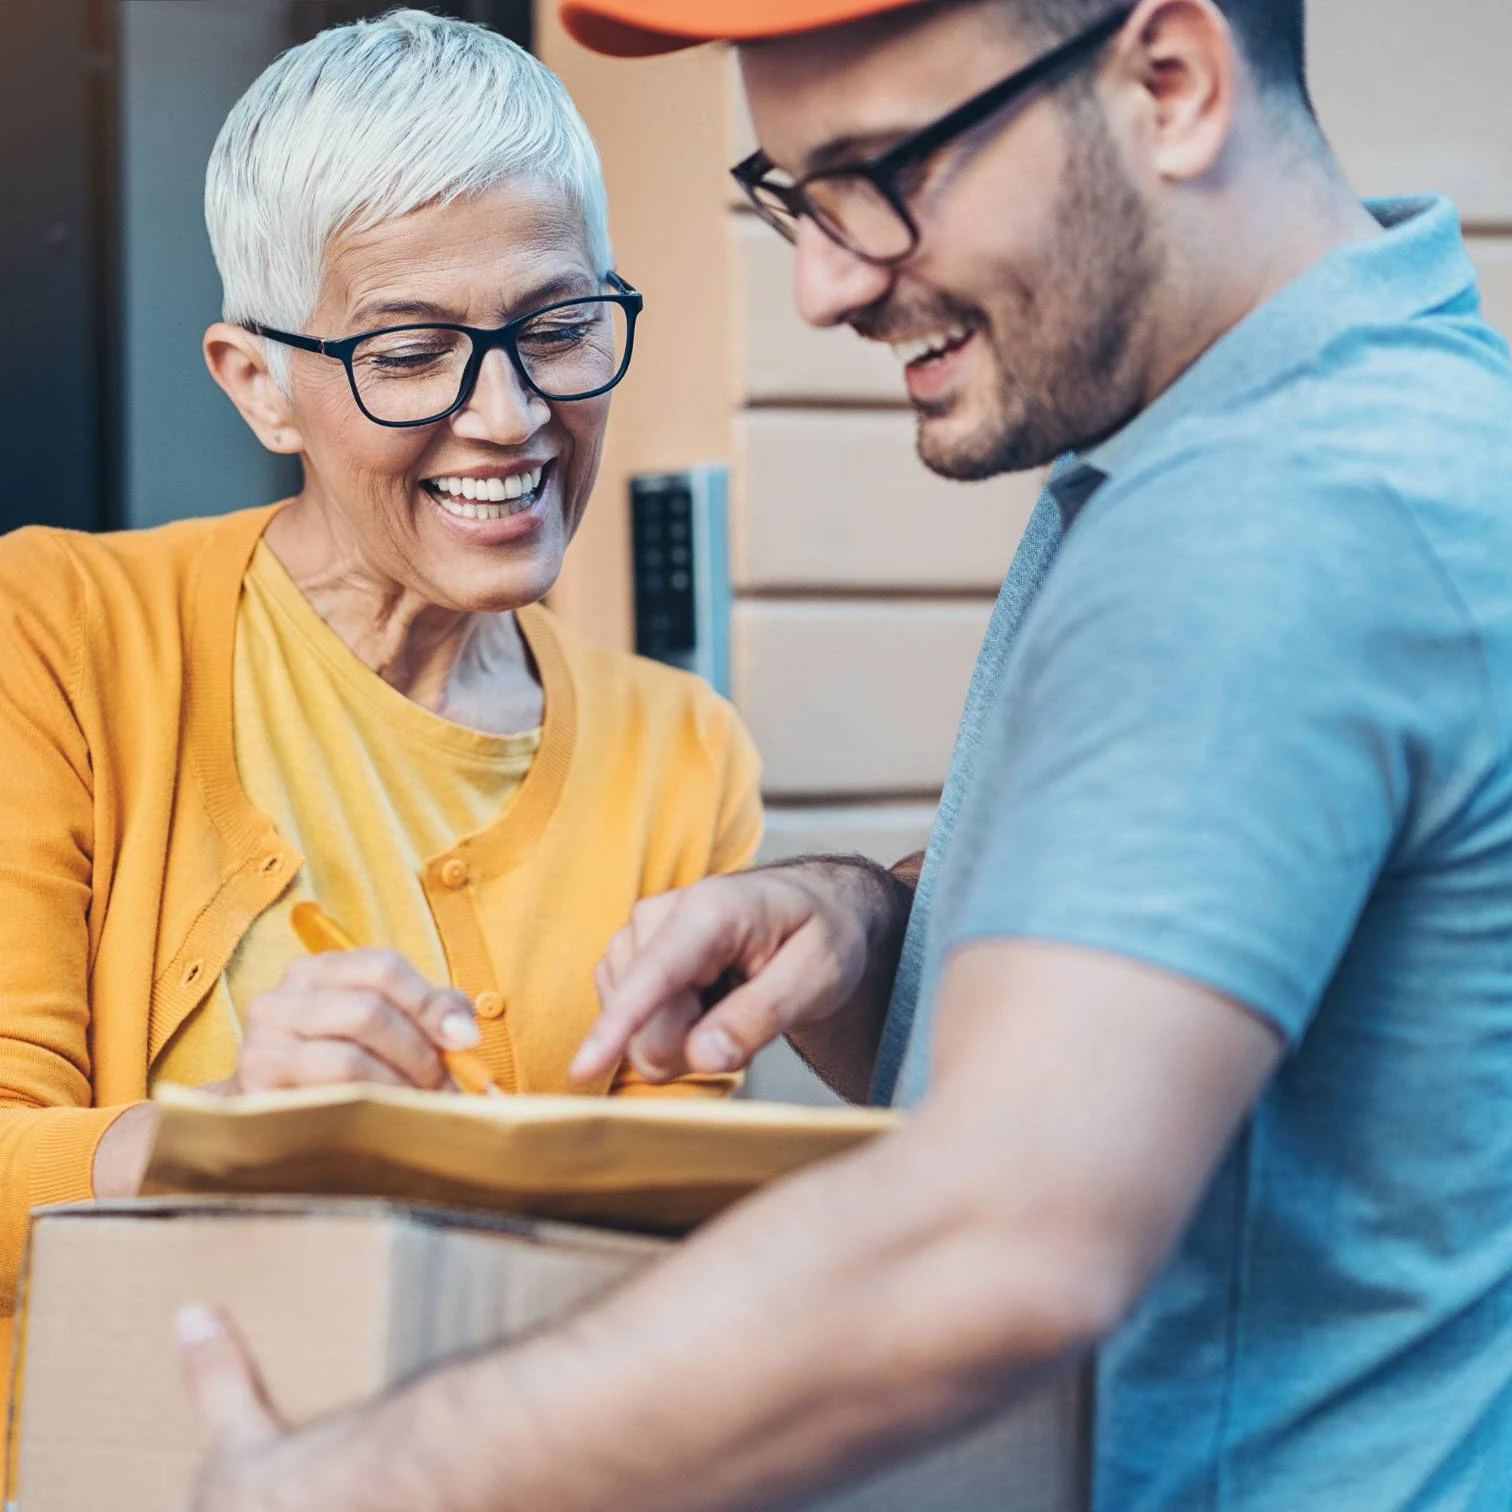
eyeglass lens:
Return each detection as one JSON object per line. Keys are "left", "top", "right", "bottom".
{"left": 749, "top": 174, "right": 914, "bottom": 263}
{"left": 804, "top": 176, "right": 915, "bottom": 261}
{"left": 348, "top": 298, "right": 630, "bottom": 422}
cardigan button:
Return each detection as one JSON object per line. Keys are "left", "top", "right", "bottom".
{"left": 439, "top": 858, "right": 470, "bottom": 891}
{"left": 180, "top": 958, "right": 205, "bottom": 989}
{"left": 475, "top": 991, "right": 505, "bottom": 1020}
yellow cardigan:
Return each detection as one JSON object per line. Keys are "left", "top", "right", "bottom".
{"left": 0, "top": 504, "right": 762, "bottom": 1369}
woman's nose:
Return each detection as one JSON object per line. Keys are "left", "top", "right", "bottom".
{"left": 450, "top": 347, "right": 549, "bottom": 444}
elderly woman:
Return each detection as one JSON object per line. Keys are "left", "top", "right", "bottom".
{"left": 0, "top": 8, "right": 760, "bottom": 1365}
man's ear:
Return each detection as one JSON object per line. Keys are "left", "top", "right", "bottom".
{"left": 1115, "top": 0, "right": 1238, "bottom": 185}
{"left": 203, "top": 323, "right": 305, "bottom": 455}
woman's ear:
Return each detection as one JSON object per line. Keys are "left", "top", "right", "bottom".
{"left": 203, "top": 324, "right": 305, "bottom": 455}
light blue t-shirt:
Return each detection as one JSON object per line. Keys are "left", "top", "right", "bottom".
{"left": 878, "top": 198, "right": 1512, "bottom": 1509}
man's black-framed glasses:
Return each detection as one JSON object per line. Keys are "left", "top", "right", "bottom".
{"left": 731, "top": 6, "right": 1134, "bottom": 266}
{"left": 246, "top": 273, "right": 643, "bottom": 428}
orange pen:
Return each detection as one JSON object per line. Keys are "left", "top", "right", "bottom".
{"left": 289, "top": 901, "right": 502, "bottom": 1097}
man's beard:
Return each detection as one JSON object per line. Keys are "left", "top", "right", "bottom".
{"left": 910, "top": 106, "right": 1162, "bottom": 482}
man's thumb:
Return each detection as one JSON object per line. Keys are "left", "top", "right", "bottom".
{"left": 175, "top": 1304, "right": 282, "bottom": 1450}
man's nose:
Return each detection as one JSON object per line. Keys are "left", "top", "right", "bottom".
{"left": 792, "top": 218, "right": 894, "bottom": 330}
{"left": 450, "top": 347, "right": 549, "bottom": 445}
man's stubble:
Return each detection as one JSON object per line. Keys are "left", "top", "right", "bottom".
{"left": 919, "top": 100, "right": 1165, "bottom": 482}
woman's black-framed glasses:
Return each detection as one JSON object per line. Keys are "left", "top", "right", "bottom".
{"left": 731, "top": 6, "right": 1134, "bottom": 266}
{"left": 245, "top": 273, "right": 643, "bottom": 428}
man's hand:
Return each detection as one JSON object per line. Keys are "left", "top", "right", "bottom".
{"left": 176, "top": 1305, "right": 464, "bottom": 1512}
{"left": 572, "top": 857, "right": 913, "bottom": 1103}
{"left": 177, "top": 1305, "right": 295, "bottom": 1511}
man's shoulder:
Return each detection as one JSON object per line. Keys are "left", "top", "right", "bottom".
{"left": 1068, "top": 331, "right": 1512, "bottom": 661}
{"left": 1064, "top": 434, "right": 1423, "bottom": 591}
{"left": 1020, "top": 429, "right": 1492, "bottom": 745}
{"left": 1161, "top": 307, "right": 1512, "bottom": 517}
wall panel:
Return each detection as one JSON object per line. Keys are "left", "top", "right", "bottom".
{"left": 537, "top": 11, "right": 737, "bottom": 650}
{"left": 733, "top": 600, "right": 993, "bottom": 797}
{"left": 734, "top": 409, "right": 1037, "bottom": 592}
{"left": 745, "top": 1040, "right": 845, "bottom": 1107}
{"left": 1469, "top": 238, "right": 1512, "bottom": 342}
{"left": 758, "top": 801, "right": 938, "bottom": 867}
{"left": 1310, "top": 2, "right": 1512, "bottom": 225}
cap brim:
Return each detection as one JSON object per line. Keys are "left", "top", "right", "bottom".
{"left": 560, "top": 0, "right": 924, "bottom": 58}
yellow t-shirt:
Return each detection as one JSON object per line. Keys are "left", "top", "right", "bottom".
{"left": 155, "top": 542, "right": 541, "bottom": 1085}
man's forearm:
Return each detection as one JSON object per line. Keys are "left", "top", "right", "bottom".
{"left": 252, "top": 1101, "right": 1101, "bottom": 1512}
{"left": 193, "top": 943, "right": 1272, "bottom": 1512}
{"left": 783, "top": 853, "right": 919, "bottom": 1103}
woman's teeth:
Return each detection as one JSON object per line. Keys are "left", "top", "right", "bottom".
{"left": 428, "top": 466, "right": 544, "bottom": 520}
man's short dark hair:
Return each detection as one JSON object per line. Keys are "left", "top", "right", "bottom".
{"left": 1016, "top": 1, "right": 1310, "bottom": 109}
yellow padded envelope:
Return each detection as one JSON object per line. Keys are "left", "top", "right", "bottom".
{"left": 144, "top": 1085, "right": 900, "bottom": 1235}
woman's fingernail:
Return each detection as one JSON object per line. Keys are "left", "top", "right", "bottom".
{"left": 440, "top": 1012, "right": 482, "bottom": 1050}
{"left": 693, "top": 1027, "right": 741, "bottom": 1073}
{"left": 174, "top": 1303, "right": 222, "bottom": 1347}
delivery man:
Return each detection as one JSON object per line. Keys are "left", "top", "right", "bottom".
{"left": 181, "top": 2, "right": 1512, "bottom": 1508}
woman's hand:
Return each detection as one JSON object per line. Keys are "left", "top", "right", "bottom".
{"left": 226, "top": 950, "right": 482, "bottom": 1094}
{"left": 572, "top": 858, "right": 913, "bottom": 1103}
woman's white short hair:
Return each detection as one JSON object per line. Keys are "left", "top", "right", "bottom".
{"left": 206, "top": 8, "right": 612, "bottom": 376}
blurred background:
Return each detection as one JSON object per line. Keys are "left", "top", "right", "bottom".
{"left": 3, "top": 0, "right": 1510, "bottom": 1099}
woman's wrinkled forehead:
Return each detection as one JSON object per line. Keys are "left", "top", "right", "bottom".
{"left": 317, "top": 181, "right": 601, "bottom": 331}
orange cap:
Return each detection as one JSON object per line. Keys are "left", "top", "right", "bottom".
{"left": 559, "top": 0, "right": 927, "bottom": 58}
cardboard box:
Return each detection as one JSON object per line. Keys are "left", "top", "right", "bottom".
{"left": 8, "top": 1198, "right": 664, "bottom": 1512}
{"left": 8, "top": 1197, "right": 1088, "bottom": 1512}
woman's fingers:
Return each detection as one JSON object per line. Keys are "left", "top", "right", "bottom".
{"left": 235, "top": 1027, "right": 413, "bottom": 1091}
{"left": 283, "top": 949, "right": 479, "bottom": 1048}
{"left": 249, "top": 987, "right": 446, "bottom": 1088}
{"left": 235, "top": 949, "right": 481, "bottom": 1093}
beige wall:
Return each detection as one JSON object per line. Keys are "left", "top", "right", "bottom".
{"left": 539, "top": 1, "right": 1512, "bottom": 1048}
{"left": 536, "top": 11, "right": 738, "bottom": 650}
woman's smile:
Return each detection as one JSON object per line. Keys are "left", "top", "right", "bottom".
{"left": 421, "top": 459, "right": 554, "bottom": 541}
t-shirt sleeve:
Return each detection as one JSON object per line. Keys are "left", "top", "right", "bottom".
{"left": 943, "top": 450, "right": 1493, "bottom": 1044}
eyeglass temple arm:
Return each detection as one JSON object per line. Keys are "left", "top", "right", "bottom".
{"left": 724, "top": 6, "right": 1128, "bottom": 203}
{"left": 244, "top": 322, "right": 327, "bottom": 356}
{"left": 872, "top": 4, "right": 1135, "bottom": 172}
{"left": 246, "top": 280, "right": 637, "bottom": 356}
{"left": 730, "top": 150, "right": 770, "bottom": 186}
